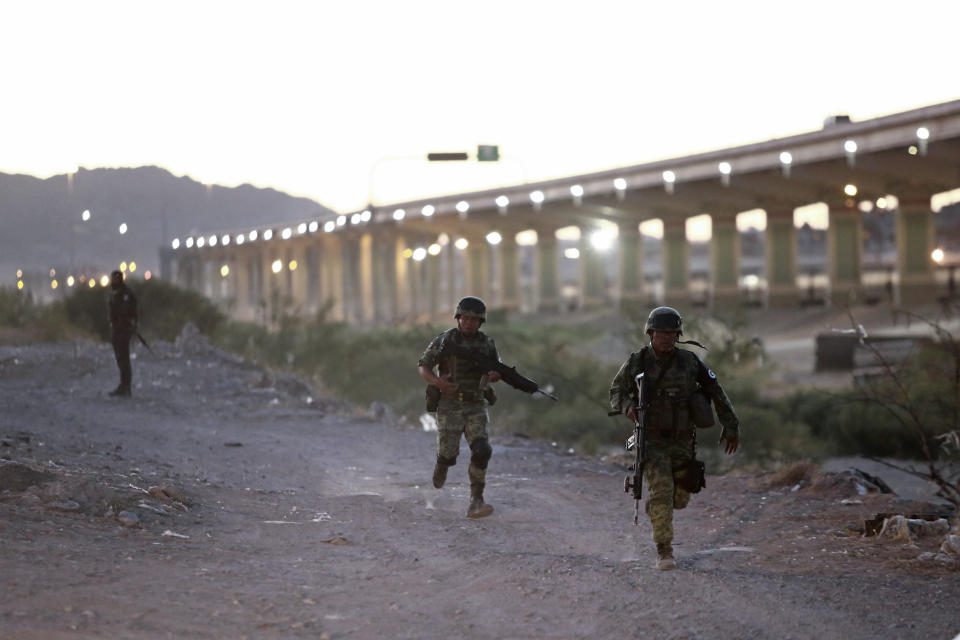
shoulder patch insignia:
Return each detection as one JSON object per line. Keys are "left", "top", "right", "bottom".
{"left": 707, "top": 369, "right": 717, "bottom": 379}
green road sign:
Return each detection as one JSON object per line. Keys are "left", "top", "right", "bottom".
{"left": 477, "top": 145, "right": 499, "bottom": 162}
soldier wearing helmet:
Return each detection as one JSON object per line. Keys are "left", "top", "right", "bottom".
{"left": 418, "top": 296, "right": 502, "bottom": 518}
{"left": 609, "top": 306, "right": 740, "bottom": 570}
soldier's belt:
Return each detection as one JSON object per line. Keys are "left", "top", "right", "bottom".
{"left": 454, "top": 390, "right": 484, "bottom": 403}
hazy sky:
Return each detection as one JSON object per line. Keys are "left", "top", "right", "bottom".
{"left": 1, "top": 1, "right": 956, "bottom": 213}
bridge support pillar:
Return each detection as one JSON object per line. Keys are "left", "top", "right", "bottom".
{"left": 617, "top": 221, "right": 644, "bottom": 312}
{"left": 499, "top": 235, "right": 520, "bottom": 313}
{"left": 663, "top": 218, "right": 691, "bottom": 308}
{"left": 465, "top": 235, "right": 492, "bottom": 303}
{"left": 827, "top": 203, "right": 863, "bottom": 307}
{"left": 710, "top": 211, "right": 740, "bottom": 312}
{"left": 579, "top": 229, "right": 606, "bottom": 310}
{"left": 765, "top": 208, "right": 798, "bottom": 309}
{"left": 896, "top": 193, "right": 938, "bottom": 305}
{"left": 536, "top": 229, "right": 561, "bottom": 312}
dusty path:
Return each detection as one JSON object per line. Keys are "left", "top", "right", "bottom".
{"left": 1, "top": 339, "right": 957, "bottom": 639}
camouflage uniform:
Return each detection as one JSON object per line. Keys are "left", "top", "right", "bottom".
{"left": 418, "top": 327, "right": 499, "bottom": 494}
{"left": 609, "top": 345, "right": 739, "bottom": 547}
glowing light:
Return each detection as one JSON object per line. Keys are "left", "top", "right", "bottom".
{"left": 742, "top": 274, "right": 760, "bottom": 288}
{"left": 640, "top": 219, "right": 664, "bottom": 239}
{"left": 613, "top": 178, "right": 627, "bottom": 191}
{"left": 17, "top": 280, "right": 24, "bottom": 290}
{"left": 718, "top": 162, "right": 732, "bottom": 175}
{"left": 570, "top": 184, "right": 584, "bottom": 198}
{"left": 51, "top": 280, "right": 58, "bottom": 289}
{"left": 456, "top": 201, "right": 470, "bottom": 214}
{"left": 249, "top": 230, "right": 258, "bottom": 241}
{"left": 236, "top": 234, "right": 245, "bottom": 245}
{"left": 221, "top": 234, "right": 231, "bottom": 246}
{"left": 308, "top": 221, "right": 319, "bottom": 233}
{"left": 393, "top": 209, "right": 406, "bottom": 221}
{"left": 336, "top": 215, "right": 346, "bottom": 226}
{"left": 428, "top": 243, "right": 442, "bottom": 256}
{"left": 351, "top": 213, "right": 361, "bottom": 224}
{"left": 402, "top": 248, "right": 414, "bottom": 259}
{"left": 662, "top": 170, "right": 676, "bottom": 183}
{"left": 144, "top": 271, "right": 152, "bottom": 280}
{"left": 454, "top": 238, "right": 469, "bottom": 250}
{"left": 297, "top": 223, "right": 307, "bottom": 234}
{"left": 324, "top": 221, "right": 336, "bottom": 232}
{"left": 437, "top": 232, "right": 450, "bottom": 246}
{"left": 564, "top": 248, "right": 580, "bottom": 259}
{"left": 120, "top": 262, "right": 127, "bottom": 272}
{"left": 119, "top": 223, "right": 128, "bottom": 234}
{"left": 917, "top": 127, "right": 930, "bottom": 140}
{"left": 288, "top": 260, "right": 298, "bottom": 271}
{"left": 844, "top": 140, "right": 858, "bottom": 153}
{"left": 908, "top": 145, "right": 918, "bottom": 155}
{"left": 421, "top": 205, "right": 435, "bottom": 217}
{"left": 486, "top": 231, "right": 502, "bottom": 245}
{"left": 87, "top": 279, "right": 95, "bottom": 288}
{"left": 263, "top": 229, "right": 273, "bottom": 240}
{"left": 932, "top": 248, "right": 945, "bottom": 263}
{"left": 529, "top": 190, "right": 544, "bottom": 204}
{"left": 736, "top": 209, "right": 767, "bottom": 232}
{"left": 271, "top": 259, "right": 282, "bottom": 273}
{"left": 67, "top": 275, "right": 75, "bottom": 287}
{"left": 100, "top": 275, "right": 110, "bottom": 287}
{"left": 220, "top": 265, "right": 230, "bottom": 277}
{"left": 281, "top": 227, "right": 292, "bottom": 239}
{"left": 779, "top": 151, "right": 793, "bottom": 165}
{"left": 360, "top": 210, "right": 372, "bottom": 222}
{"left": 515, "top": 230, "right": 538, "bottom": 246}
{"left": 16, "top": 269, "right": 22, "bottom": 278}
{"left": 129, "top": 262, "right": 137, "bottom": 272}
{"left": 208, "top": 235, "right": 217, "bottom": 246}
{"left": 197, "top": 237, "right": 205, "bottom": 248}
{"left": 412, "top": 247, "right": 427, "bottom": 261}
{"left": 81, "top": 209, "right": 91, "bottom": 221}
{"left": 844, "top": 184, "right": 858, "bottom": 197}
{"left": 686, "top": 214, "right": 712, "bottom": 242}
{"left": 49, "top": 268, "right": 56, "bottom": 277}
{"left": 590, "top": 229, "right": 615, "bottom": 251}
{"left": 495, "top": 195, "right": 510, "bottom": 208}
{"left": 555, "top": 226, "right": 581, "bottom": 241}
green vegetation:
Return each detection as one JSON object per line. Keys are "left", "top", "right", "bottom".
{"left": 3, "top": 281, "right": 957, "bottom": 487}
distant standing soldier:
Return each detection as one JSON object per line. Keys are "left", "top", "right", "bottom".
{"left": 609, "top": 306, "right": 740, "bottom": 570}
{"left": 418, "top": 296, "right": 501, "bottom": 518}
{"left": 107, "top": 270, "right": 138, "bottom": 397}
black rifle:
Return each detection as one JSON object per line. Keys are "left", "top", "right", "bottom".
{"left": 623, "top": 372, "right": 645, "bottom": 525}
{"left": 448, "top": 345, "right": 558, "bottom": 401}
{"left": 134, "top": 330, "right": 154, "bottom": 356}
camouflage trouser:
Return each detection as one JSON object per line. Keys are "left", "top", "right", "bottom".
{"left": 436, "top": 400, "right": 489, "bottom": 489}
{"left": 643, "top": 435, "right": 695, "bottom": 546}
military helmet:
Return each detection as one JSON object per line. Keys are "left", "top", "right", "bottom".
{"left": 645, "top": 306, "right": 683, "bottom": 334}
{"left": 455, "top": 296, "right": 487, "bottom": 321}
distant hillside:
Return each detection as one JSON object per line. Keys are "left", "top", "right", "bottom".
{"left": 0, "top": 166, "right": 337, "bottom": 281}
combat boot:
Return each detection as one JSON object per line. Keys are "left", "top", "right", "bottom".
{"left": 109, "top": 385, "right": 131, "bottom": 397}
{"left": 656, "top": 543, "right": 676, "bottom": 571}
{"left": 466, "top": 485, "right": 493, "bottom": 519}
{"left": 432, "top": 462, "right": 449, "bottom": 489}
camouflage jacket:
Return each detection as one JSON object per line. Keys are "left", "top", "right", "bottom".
{"left": 609, "top": 345, "right": 739, "bottom": 438}
{"left": 418, "top": 328, "right": 499, "bottom": 393}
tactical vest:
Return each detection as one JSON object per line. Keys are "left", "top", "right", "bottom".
{"left": 641, "top": 348, "right": 698, "bottom": 438}
{"left": 438, "top": 329, "right": 494, "bottom": 392}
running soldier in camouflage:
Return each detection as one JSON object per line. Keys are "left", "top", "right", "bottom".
{"left": 609, "top": 307, "right": 740, "bottom": 570}
{"left": 418, "top": 297, "right": 501, "bottom": 518}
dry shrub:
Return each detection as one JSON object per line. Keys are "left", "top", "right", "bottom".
{"left": 765, "top": 460, "right": 819, "bottom": 488}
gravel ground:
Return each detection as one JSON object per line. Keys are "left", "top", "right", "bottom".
{"left": 1, "top": 335, "right": 958, "bottom": 640}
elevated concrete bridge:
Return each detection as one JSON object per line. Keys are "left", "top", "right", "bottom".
{"left": 166, "top": 99, "right": 960, "bottom": 325}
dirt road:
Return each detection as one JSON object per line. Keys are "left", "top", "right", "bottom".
{"left": 1, "top": 338, "right": 957, "bottom": 639}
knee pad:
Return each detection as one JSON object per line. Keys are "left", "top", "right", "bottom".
{"left": 437, "top": 454, "right": 457, "bottom": 467}
{"left": 469, "top": 439, "right": 492, "bottom": 470}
